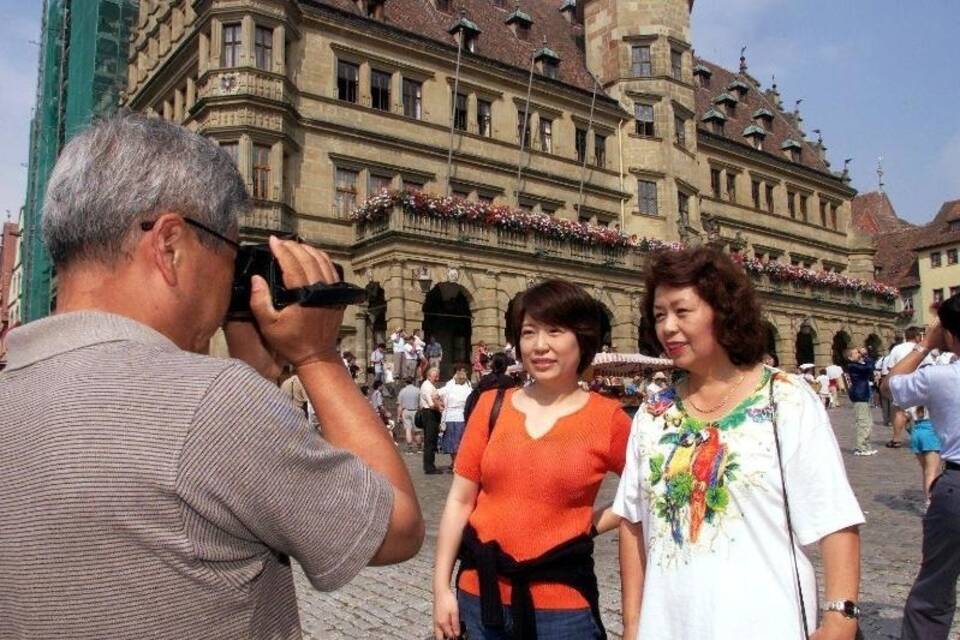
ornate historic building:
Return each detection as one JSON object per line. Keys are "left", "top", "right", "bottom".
{"left": 125, "top": 0, "right": 896, "bottom": 373}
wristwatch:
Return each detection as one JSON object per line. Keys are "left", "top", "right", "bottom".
{"left": 822, "top": 600, "right": 860, "bottom": 619}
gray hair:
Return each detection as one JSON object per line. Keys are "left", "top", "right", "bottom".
{"left": 42, "top": 112, "right": 250, "bottom": 266}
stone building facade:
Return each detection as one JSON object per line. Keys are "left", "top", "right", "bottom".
{"left": 125, "top": 0, "right": 896, "bottom": 374}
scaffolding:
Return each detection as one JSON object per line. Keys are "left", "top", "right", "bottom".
{"left": 21, "top": 0, "right": 137, "bottom": 322}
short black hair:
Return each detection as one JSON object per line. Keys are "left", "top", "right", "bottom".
{"left": 938, "top": 293, "right": 960, "bottom": 341}
{"left": 490, "top": 352, "right": 509, "bottom": 375}
{"left": 507, "top": 279, "right": 603, "bottom": 374}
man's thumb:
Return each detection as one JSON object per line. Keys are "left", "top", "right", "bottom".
{"left": 249, "top": 275, "right": 278, "bottom": 324}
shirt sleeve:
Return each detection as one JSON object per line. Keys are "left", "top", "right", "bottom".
{"left": 612, "top": 410, "right": 650, "bottom": 524}
{"left": 606, "top": 405, "right": 633, "bottom": 475}
{"left": 889, "top": 366, "right": 935, "bottom": 409}
{"left": 453, "top": 389, "right": 497, "bottom": 482}
{"left": 778, "top": 379, "right": 865, "bottom": 546}
{"left": 177, "top": 362, "right": 394, "bottom": 592}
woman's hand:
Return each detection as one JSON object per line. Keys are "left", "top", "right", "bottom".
{"left": 622, "top": 620, "right": 639, "bottom": 640}
{"left": 808, "top": 614, "right": 858, "bottom": 640}
{"left": 433, "top": 586, "right": 460, "bottom": 640}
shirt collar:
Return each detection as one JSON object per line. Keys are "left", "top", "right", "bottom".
{"left": 4, "top": 311, "right": 180, "bottom": 371}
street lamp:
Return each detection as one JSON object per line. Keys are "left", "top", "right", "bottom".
{"left": 412, "top": 266, "right": 433, "bottom": 293}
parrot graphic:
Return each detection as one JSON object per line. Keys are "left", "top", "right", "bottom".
{"left": 662, "top": 431, "right": 697, "bottom": 545}
{"left": 689, "top": 426, "right": 727, "bottom": 543}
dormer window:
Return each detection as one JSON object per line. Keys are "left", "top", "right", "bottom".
{"left": 559, "top": 0, "right": 577, "bottom": 22}
{"left": 752, "top": 108, "right": 774, "bottom": 128}
{"left": 713, "top": 92, "right": 738, "bottom": 118}
{"left": 728, "top": 78, "right": 750, "bottom": 98}
{"left": 506, "top": 7, "right": 533, "bottom": 41}
{"left": 535, "top": 46, "right": 561, "bottom": 79}
{"left": 782, "top": 139, "right": 803, "bottom": 162}
{"left": 361, "top": 0, "right": 385, "bottom": 18}
{"left": 449, "top": 16, "right": 481, "bottom": 53}
{"left": 693, "top": 63, "right": 712, "bottom": 88}
{"left": 702, "top": 108, "right": 727, "bottom": 135}
{"left": 743, "top": 124, "right": 767, "bottom": 151}
{"left": 435, "top": 0, "right": 451, "bottom": 11}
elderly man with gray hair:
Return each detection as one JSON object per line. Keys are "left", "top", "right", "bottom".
{"left": 0, "top": 113, "right": 423, "bottom": 639}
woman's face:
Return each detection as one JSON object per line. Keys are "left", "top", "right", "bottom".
{"left": 653, "top": 285, "right": 723, "bottom": 371}
{"left": 519, "top": 315, "right": 581, "bottom": 384}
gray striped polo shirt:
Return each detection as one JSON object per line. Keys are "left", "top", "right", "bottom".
{"left": 0, "top": 311, "right": 393, "bottom": 639}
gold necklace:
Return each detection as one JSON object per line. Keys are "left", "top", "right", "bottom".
{"left": 685, "top": 371, "right": 747, "bottom": 415}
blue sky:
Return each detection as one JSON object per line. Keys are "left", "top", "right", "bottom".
{"left": 0, "top": 0, "right": 957, "bottom": 225}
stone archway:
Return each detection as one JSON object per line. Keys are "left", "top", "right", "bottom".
{"left": 763, "top": 321, "right": 779, "bottom": 367}
{"left": 831, "top": 330, "right": 852, "bottom": 365}
{"left": 866, "top": 333, "right": 883, "bottom": 360}
{"left": 365, "top": 281, "right": 387, "bottom": 349}
{"left": 422, "top": 282, "right": 473, "bottom": 379}
{"left": 796, "top": 321, "right": 817, "bottom": 367}
{"left": 597, "top": 302, "right": 613, "bottom": 349}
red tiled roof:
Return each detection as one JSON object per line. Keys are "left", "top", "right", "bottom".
{"left": 913, "top": 200, "right": 960, "bottom": 250}
{"left": 301, "top": 0, "right": 600, "bottom": 93}
{"left": 692, "top": 59, "right": 832, "bottom": 175}
{"left": 851, "top": 191, "right": 913, "bottom": 237}
{"left": 873, "top": 226, "right": 922, "bottom": 289}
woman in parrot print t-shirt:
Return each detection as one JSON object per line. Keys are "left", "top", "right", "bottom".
{"left": 614, "top": 247, "right": 865, "bottom": 640}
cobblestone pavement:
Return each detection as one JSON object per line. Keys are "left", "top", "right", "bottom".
{"left": 294, "top": 403, "right": 959, "bottom": 639}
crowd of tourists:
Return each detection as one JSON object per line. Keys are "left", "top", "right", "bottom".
{"left": 4, "top": 114, "right": 960, "bottom": 640}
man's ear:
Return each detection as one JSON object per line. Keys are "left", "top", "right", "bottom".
{"left": 147, "top": 213, "right": 187, "bottom": 286}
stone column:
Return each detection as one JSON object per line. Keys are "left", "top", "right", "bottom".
{"left": 238, "top": 134, "right": 254, "bottom": 191}
{"left": 355, "top": 308, "right": 370, "bottom": 384}
{"left": 467, "top": 93, "right": 478, "bottom": 134}
{"left": 209, "top": 18, "right": 222, "bottom": 69}
{"left": 198, "top": 33, "right": 209, "bottom": 75}
{"left": 384, "top": 261, "right": 407, "bottom": 332}
{"left": 271, "top": 141, "right": 284, "bottom": 201}
{"left": 359, "top": 61, "right": 372, "bottom": 107}
{"left": 241, "top": 15, "right": 256, "bottom": 67}
{"left": 186, "top": 76, "right": 196, "bottom": 110}
{"left": 173, "top": 88, "right": 184, "bottom": 121}
{"left": 392, "top": 71, "right": 403, "bottom": 113}
{"left": 272, "top": 24, "right": 285, "bottom": 75}
{"left": 471, "top": 270, "right": 502, "bottom": 349}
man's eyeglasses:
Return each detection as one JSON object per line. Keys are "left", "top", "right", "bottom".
{"left": 140, "top": 217, "right": 241, "bottom": 252}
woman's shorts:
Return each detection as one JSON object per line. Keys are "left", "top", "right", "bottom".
{"left": 910, "top": 424, "right": 942, "bottom": 454}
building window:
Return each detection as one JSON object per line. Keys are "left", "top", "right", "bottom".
{"left": 766, "top": 184, "right": 775, "bottom": 212}
{"left": 819, "top": 201, "right": 828, "bottom": 226}
{"left": 726, "top": 173, "right": 737, "bottom": 203}
{"left": 678, "top": 190, "right": 690, "bottom": 222}
{"left": 222, "top": 23, "right": 241, "bottom": 67}
{"left": 751, "top": 180, "right": 761, "bottom": 209}
{"left": 671, "top": 49, "right": 682, "bottom": 80}
{"left": 368, "top": 173, "right": 392, "bottom": 196}
{"left": 948, "top": 248, "right": 959, "bottom": 265}
{"left": 335, "top": 168, "right": 359, "bottom": 217}
{"left": 478, "top": 193, "right": 494, "bottom": 204}
{"left": 594, "top": 134, "right": 606, "bottom": 167}
{"left": 799, "top": 194, "right": 808, "bottom": 221}
{"left": 402, "top": 78, "right": 422, "bottom": 119}
{"left": 453, "top": 93, "right": 468, "bottom": 131}
{"left": 631, "top": 45, "right": 652, "bottom": 77}
{"left": 477, "top": 99, "right": 492, "bottom": 137}
{"left": 635, "top": 103, "right": 655, "bottom": 137}
{"left": 539, "top": 118, "right": 553, "bottom": 153}
{"left": 337, "top": 61, "right": 359, "bottom": 103}
{"left": 371, "top": 69, "right": 391, "bottom": 111}
{"left": 787, "top": 190, "right": 796, "bottom": 218}
{"left": 933, "top": 288, "right": 944, "bottom": 304}
{"left": 254, "top": 26, "right": 273, "bottom": 71}
{"left": 711, "top": 120, "right": 725, "bottom": 135}
{"left": 517, "top": 108, "right": 531, "bottom": 147}
{"left": 710, "top": 169, "right": 721, "bottom": 198}
{"left": 674, "top": 115, "right": 686, "bottom": 147}
{"left": 903, "top": 294, "right": 914, "bottom": 310}
{"left": 575, "top": 128, "right": 587, "bottom": 163}
{"left": 830, "top": 204, "right": 838, "bottom": 229}
{"left": 220, "top": 141, "right": 239, "bottom": 165}
{"left": 402, "top": 177, "right": 425, "bottom": 193}
{"left": 252, "top": 144, "right": 271, "bottom": 199}
{"left": 931, "top": 251, "right": 942, "bottom": 268}
{"left": 790, "top": 148, "right": 802, "bottom": 163}
{"left": 542, "top": 59, "right": 559, "bottom": 79}
{"left": 638, "top": 180, "right": 658, "bottom": 216}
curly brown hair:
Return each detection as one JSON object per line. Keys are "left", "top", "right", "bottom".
{"left": 642, "top": 247, "right": 766, "bottom": 366}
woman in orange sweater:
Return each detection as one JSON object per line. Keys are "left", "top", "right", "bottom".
{"left": 432, "top": 280, "right": 635, "bottom": 640}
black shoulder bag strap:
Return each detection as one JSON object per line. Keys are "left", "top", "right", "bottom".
{"left": 769, "top": 377, "right": 811, "bottom": 639}
{"left": 488, "top": 387, "right": 507, "bottom": 436}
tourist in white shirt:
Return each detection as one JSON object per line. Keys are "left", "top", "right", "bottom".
{"left": 882, "top": 295, "right": 960, "bottom": 640}
{"left": 420, "top": 368, "right": 445, "bottom": 474}
{"left": 883, "top": 327, "right": 923, "bottom": 448}
{"left": 816, "top": 368, "right": 833, "bottom": 408}
{"left": 438, "top": 366, "right": 472, "bottom": 465}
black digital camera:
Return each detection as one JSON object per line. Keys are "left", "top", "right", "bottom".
{"left": 228, "top": 244, "right": 368, "bottom": 318}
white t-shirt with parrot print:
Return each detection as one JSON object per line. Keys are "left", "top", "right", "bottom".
{"left": 613, "top": 367, "right": 864, "bottom": 640}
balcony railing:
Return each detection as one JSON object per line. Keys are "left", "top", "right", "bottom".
{"left": 354, "top": 205, "right": 896, "bottom": 312}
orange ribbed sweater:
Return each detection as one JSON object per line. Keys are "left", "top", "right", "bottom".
{"left": 453, "top": 388, "right": 631, "bottom": 610}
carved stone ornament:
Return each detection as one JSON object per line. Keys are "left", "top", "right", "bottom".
{"left": 219, "top": 73, "right": 239, "bottom": 95}
{"left": 447, "top": 267, "right": 460, "bottom": 283}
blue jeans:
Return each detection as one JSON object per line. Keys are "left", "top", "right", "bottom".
{"left": 457, "top": 591, "right": 602, "bottom": 640}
